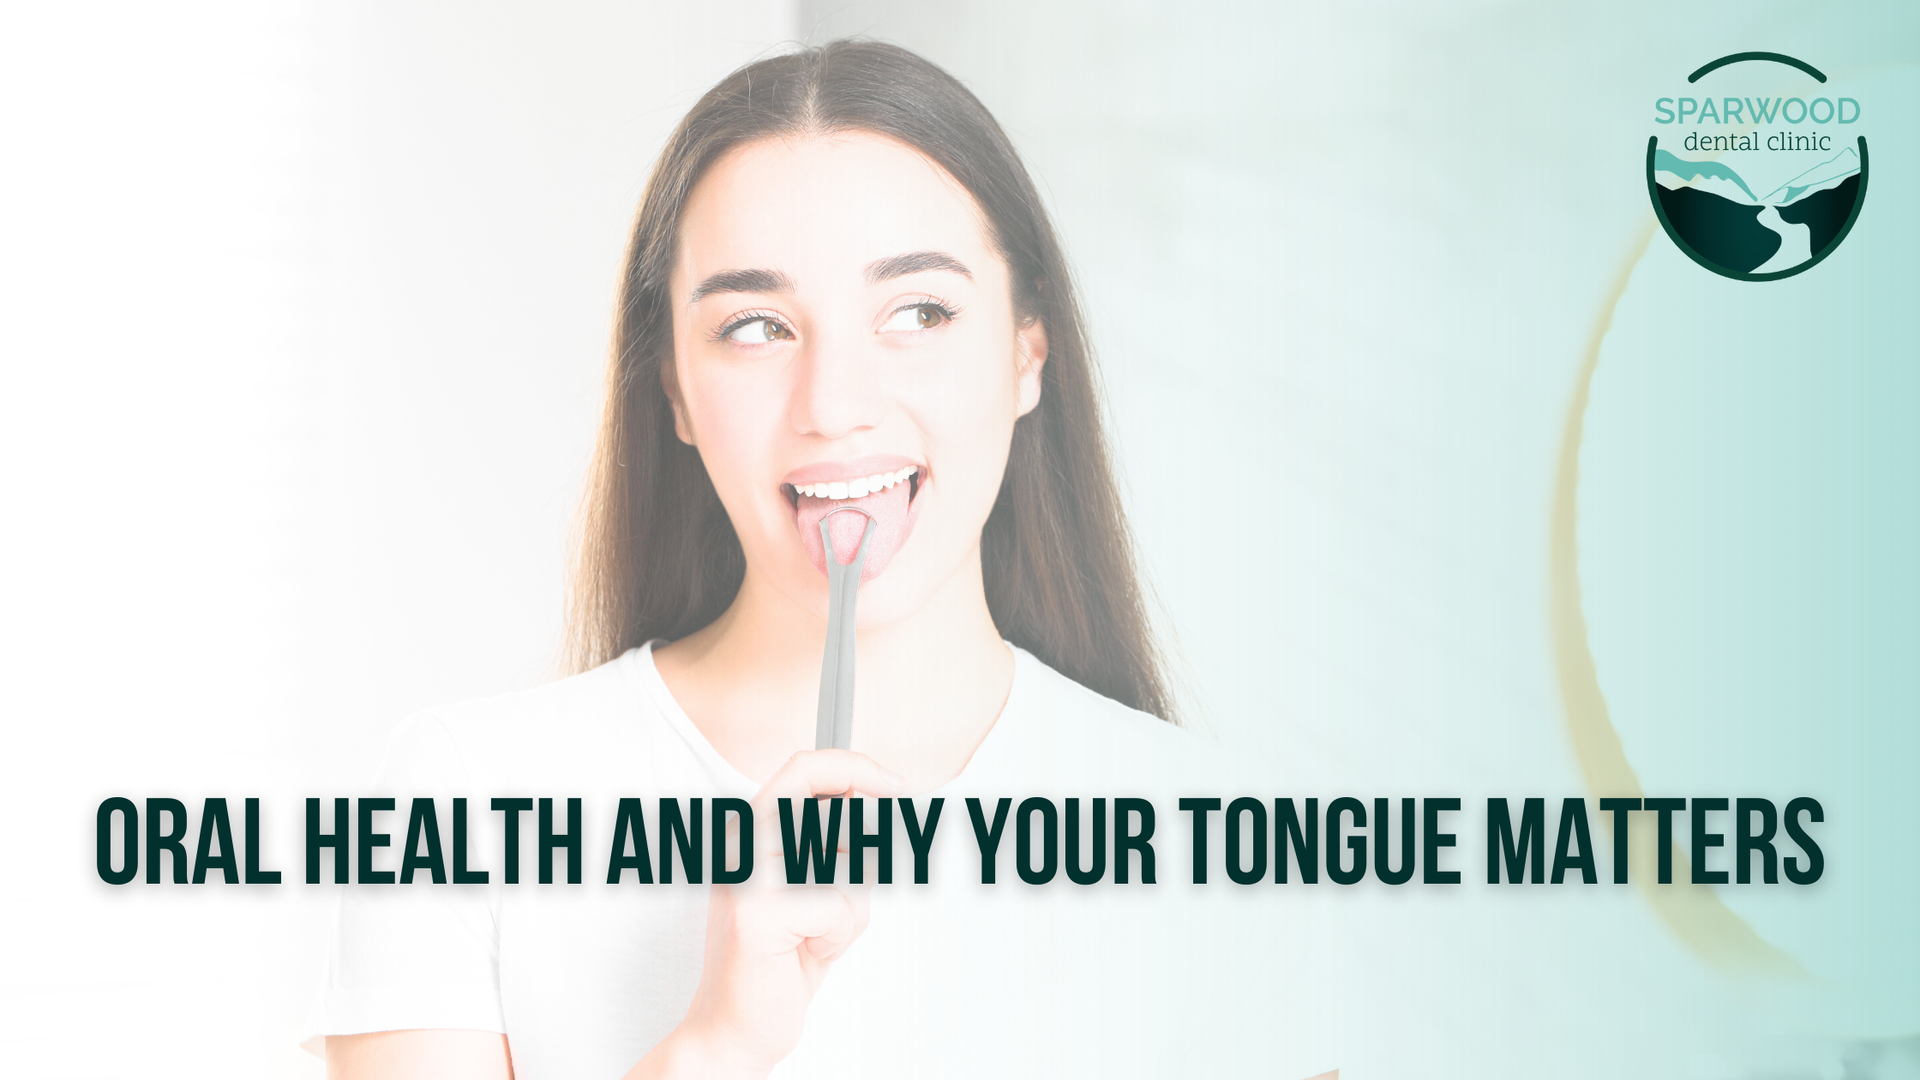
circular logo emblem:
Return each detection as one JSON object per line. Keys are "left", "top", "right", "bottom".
{"left": 1647, "top": 52, "right": 1869, "bottom": 281}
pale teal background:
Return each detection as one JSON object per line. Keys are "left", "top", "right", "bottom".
{"left": 3, "top": 2, "right": 1915, "bottom": 1077}
{"left": 1586, "top": 60, "right": 1919, "bottom": 1048}
{"left": 808, "top": 3, "right": 1920, "bottom": 1074}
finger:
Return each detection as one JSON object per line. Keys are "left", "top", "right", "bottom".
{"left": 753, "top": 750, "right": 906, "bottom": 806}
{"left": 750, "top": 751, "right": 908, "bottom": 861}
{"left": 768, "top": 885, "right": 858, "bottom": 943}
{"left": 836, "top": 877, "right": 874, "bottom": 903}
{"left": 746, "top": 801, "right": 892, "bottom": 866}
{"left": 801, "top": 885, "right": 870, "bottom": 963}
{"left": 829, "top": 881, "right": 872, "bottom": 938}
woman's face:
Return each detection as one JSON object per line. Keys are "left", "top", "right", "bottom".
{"left": 667, "top": 132, "right": 1046, "bottom": 626}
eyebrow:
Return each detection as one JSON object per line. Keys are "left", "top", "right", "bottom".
{"left": 687, "top": 268, "right": 796, "bottom": 305}
{"left": 864, "top": 250, "right": 972, "bottom": 285}
{"left": 687, "top": 251, "right": 973, "bottom": 305}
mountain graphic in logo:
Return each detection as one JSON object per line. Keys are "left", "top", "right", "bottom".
{"left": 1646, "top": 53, "right": 1871, "bottom": 282}
{"left": 1650, "top": 145, "right": 1864, "bottom": 276}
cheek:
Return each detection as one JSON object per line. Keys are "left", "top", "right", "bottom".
{"left": 682, "top": 361, "right": 790, "bottom": 491}
{"left": 929, "top": 327, "right": 1022, "bottom": 436}
{"left": 926, "top": 384, "right": 1016, "bottom": 454}
{"left": 910, "top": 334, "right": 1023, "bottom": 497}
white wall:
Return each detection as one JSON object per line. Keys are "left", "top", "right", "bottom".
{"left": 1, "top": 4, "right": 794, "bottom": 1075}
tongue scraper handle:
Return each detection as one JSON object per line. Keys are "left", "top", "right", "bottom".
{"left": 815, "top": 512, "right": 876, "bottom": 751}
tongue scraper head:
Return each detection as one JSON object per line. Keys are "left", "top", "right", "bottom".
{"left": 815, "top": 509, "right": 876, "bottom": 751}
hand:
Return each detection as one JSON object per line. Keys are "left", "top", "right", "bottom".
{"left": 627, "top": 750, "right": 906, "bottom": 1080}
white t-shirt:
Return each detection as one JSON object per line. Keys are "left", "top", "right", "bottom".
{"left": 304, "top": 643, "right": 1339, "bottom": 1078}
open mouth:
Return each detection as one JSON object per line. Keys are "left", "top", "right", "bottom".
{"left": 784, "top": 462, "right": 926, "bottom": 581}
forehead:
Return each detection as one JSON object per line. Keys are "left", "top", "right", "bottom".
{"left": 675, "top": 132, "right": 1000, "bottom": 289}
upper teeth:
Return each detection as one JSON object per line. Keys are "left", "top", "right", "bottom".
{"left": 794, "top": 467, "right": 917, "bottom": 501}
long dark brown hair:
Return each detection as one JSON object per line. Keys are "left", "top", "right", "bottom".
{"left": 567, "top": 40, "right": 1175, "bottom": 721}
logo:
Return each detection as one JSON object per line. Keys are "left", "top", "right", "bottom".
{"left": 1648, "top": 52, "right": 1869, "bottom": 281}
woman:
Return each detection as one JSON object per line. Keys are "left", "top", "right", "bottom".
{"left": 312, "top": 40, "right": 1226, "bottom": 1079}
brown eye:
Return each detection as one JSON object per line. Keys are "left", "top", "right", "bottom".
{"left": 723, "top": 316, "right": 793, "bottom": 344}
{"left": 880, "top": 303, "right": 952, "bottom": 333}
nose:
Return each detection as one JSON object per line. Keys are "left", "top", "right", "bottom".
{"left": 788, "top": 328, "right": 885, "bottom": 440}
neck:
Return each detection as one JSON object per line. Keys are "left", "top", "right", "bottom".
{"left": 653, "top": 549, "right": 1013, "bottom": 791}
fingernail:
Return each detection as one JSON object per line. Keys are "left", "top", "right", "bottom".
{"left": 881, "top": 768, "right": 907, "bottom": 788}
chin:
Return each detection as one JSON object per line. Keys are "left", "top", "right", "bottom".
{"left": 760, "top": 537, "right": 974, "bottom": 630}
{"left": 844, "top": 572, "right": 935, "bottom": 629}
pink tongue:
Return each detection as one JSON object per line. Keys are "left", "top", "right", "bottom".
{"left": 795, "top": 478, "right": 912, "bottom": 580}
{"left": 828, "top": 511, "right": 869, "bottom": 566}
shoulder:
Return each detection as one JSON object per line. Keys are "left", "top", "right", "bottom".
{"left": 424, "top": 650, "right": 641, "bottom": 747}
{"left": 996, "top": 647, "right": 1228, "bottom": 790}
{"left": 1011, "top": 648, "right": 1188, "bottom": 743}
{"left": 374, "top": 649, "right": 658, "bottom": 792}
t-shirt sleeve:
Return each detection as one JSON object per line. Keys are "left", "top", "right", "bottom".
{"left": 301, "top": 711, "right": 506, "bottom": 1053}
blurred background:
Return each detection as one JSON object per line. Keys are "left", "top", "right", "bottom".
{"left": 1, "top": 1, "right": 1914, "bottom": 1076}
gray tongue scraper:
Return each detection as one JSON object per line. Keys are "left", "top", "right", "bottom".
{"left": 815, "top": 509, "right": 876, "bottom": 751}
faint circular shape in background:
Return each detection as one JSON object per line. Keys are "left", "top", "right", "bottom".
{"left": 1565, "top": 64, "right": 1918, "bottom": 1041}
